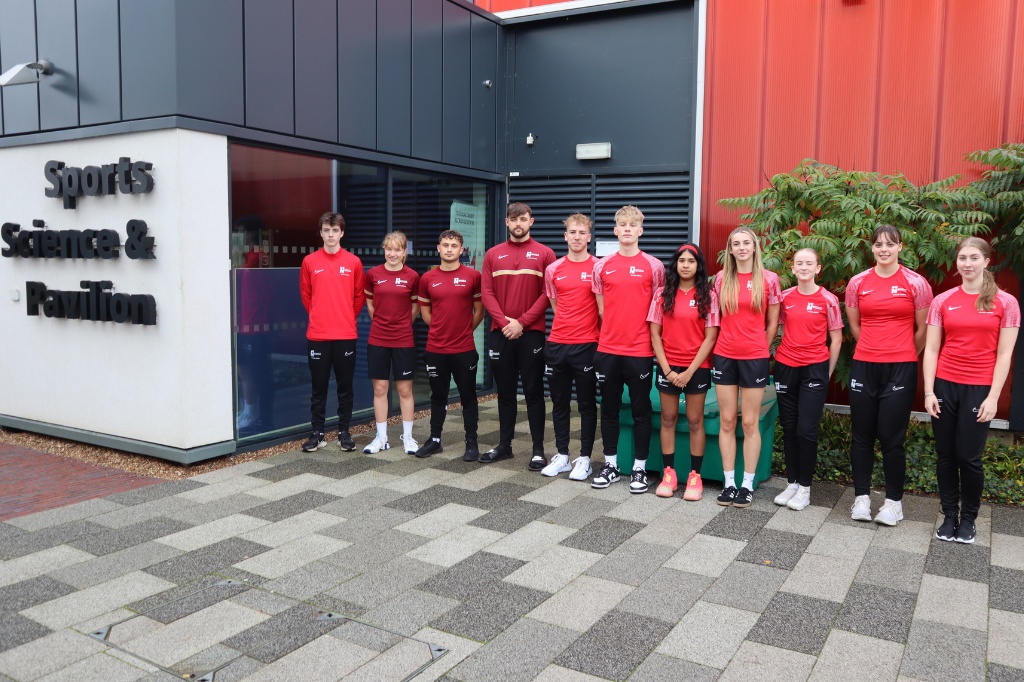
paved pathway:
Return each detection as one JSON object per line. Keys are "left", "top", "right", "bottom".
{"left": 0, "top": 402, "right": 1022, "bottom": 681}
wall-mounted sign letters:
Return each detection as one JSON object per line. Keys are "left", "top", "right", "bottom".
{"left": 44, "top": 157, "right": 154, "bottom": 209}
{"left": 1, "top": 219, "right": 155, "bottom": 260}
{"left": 25, "top": 280, "right": 156, "bottom": 325}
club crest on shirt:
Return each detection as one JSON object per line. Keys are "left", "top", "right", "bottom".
{"left": 890, "top": 285, "right": 907, "bottom": 297}
{"left": 395, "top": 277, "right": 408, "bottom": 287}
{"left": 806, "top": 302, "right": 822, "bottom": 313}
{"left": 526, "top": 251, "right": 540, "bottom": 260}
{"left": 629, "top": 266, "right": 644, "bottom": 277}
{"left": 454, "top": 277, "right": 467, "bottom": 287}
{"left": 581, "top": 271, "right": 592, "bottom": 281}
{"left": 339, "top": 266, "right": 352, "bottom": 276}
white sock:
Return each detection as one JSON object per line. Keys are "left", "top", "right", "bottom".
{"left": 724, "top": 470, "right": 735, "bottom": 488}
{"left": 785, "top": 482, "right": 799, "bottom": 493}
{"left": 376, "top": 422, "right": 387, "bottom": 439}
{"left": 797, "top": 485, "right": 810, "bottom": 494}
{"left": 742, "top": 472, "right": 755, "bottom": 490}
{"left": 403, "top": 420, "right": 414, "bottom": 438}
{"left": 633, "top": 459, "right": 646, "bottom": 472}
{"left": 605, "top": 455, "right": 618, "bottom": 470}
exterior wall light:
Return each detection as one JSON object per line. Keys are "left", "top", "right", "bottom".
{"left": 0, "top": 60, "right": 54, "bottom": 87}
{"left": 576, "top": 142, "right": 611, "bottom": 160}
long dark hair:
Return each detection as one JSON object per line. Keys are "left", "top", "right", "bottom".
{"left": 663, "top": 243, "right": 711, "bottom": 319}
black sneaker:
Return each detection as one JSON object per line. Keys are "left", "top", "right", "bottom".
{"left": 732, "top": 487, "right": 753, "bottom": 508}
{"left": 415, "top": 438, "right": 443, "bottom": 459}
{"left": 463, "top": 439, "right": 480, "bottom": 462}
{"left": 954, "top": 516, "right": 976, "bottom": 544}
{"left": 935, "top": 515, "right": 958, "bottom": 542}
{"left": 338, "top": 431, "right": 356, "bottom": 451}
{"left": 529, "top": 449, "right": 548, "bottom": 472}
{"left": 591, "top": 464, "right": 621, "bottom": 489}
{"left": 629, "top": 470, "right": 649, "bottom": 494}
{"left": 479, "top": 444, "right": 513, "bottom": 464}
{"left": 717, "top": 485, "right": 737, "bottom": 506}
{"left": 302, "top": 431, "right": 326, "bottom": 452}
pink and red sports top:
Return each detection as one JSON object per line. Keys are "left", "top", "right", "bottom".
{"left": 592, "top": 251, "right": 665, "bottom": 356}
{"left": 646, "top": 286, "right": 721, "bottom": 368}
{"left": 364, "top": 264, "right": 419, "bottom": 348}
{"left": 712, "top": 270, "right": 782, "bottom": 360}
{"left": 927, "top": 287, "right": 1020, "bottom": 385}
{"left": 775, "top": 286, "right": 844, "bottom": 367}
{"left": 544, "top": 255, "right": 600, "bottom": 345}
{"left": 845, "top": 265, "right": 932, "bottom": 363}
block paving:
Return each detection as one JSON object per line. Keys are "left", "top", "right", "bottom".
{"left": 0, "top": 401, "right": 1022, "bottom": 680}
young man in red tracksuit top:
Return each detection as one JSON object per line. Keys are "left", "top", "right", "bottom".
{"left": 479, "top": 202, "right": 556, "bottom": 467}
{"left": 299, "top": 212, "right": 366, "bottom": 452}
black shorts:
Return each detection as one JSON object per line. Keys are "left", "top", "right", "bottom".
{"left": 711, "top": 355, "right": 770, "bottom": 389}
{"left": 655, "top": 365, "right": 712, "bottom": 396}
{"left": 367, "top": 344, "right": 416, "bottom": 381}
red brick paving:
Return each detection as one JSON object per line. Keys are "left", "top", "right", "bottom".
{"left": 0, "top": 443, "right": 164, "bottom": 522}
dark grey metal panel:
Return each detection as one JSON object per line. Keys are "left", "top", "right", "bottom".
{"left": 509, "top": 3, "right": 695, "bottom": 174}
{"left": 77, "top": 0, "right": 121, "bottom": 126}
{"left": 174, "top": 0, "right": 244, "bottom": 125}
{"left": 411, "top": 0, "right": 442, "bottom": 161}
{"left": 442, "top": 1, "right": 471, "bottom": 167}
{"left": 120, "top": 0, "right": 176, "bottom": 119}
{"left": 338, "top": 0, "right": 376, "bottom": 149}
{"left": 376, "top": 0, "right": 411, "bottom": 156}
{"left": 244, "top": 0, "right": 294, "bottom": 133}
{"left": 0, "top": 0, "right": 40, "bottom": 134}
{"left": 294, "top": 0, "right": 337, "bottom": 141}
{"left": 37, "top": 0, "right": 79, "bottom": 130}
{"left": 470, "top": 15, "right": 496, "bottom": 172}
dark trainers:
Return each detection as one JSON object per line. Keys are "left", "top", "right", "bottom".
{"left": 591, "top": 464, "right": 620, "bottom": 489}
{"left": 463, "top": 439, "right": 480, "bottom": 462}
{"left": 717, "top": 485, "right": 738, "bottom": 506}
{"left": 629, "top": 470, "right": 649, "bottom": 494}
{"left": 302, "top": 431, "right": 326, "bottom": 452}
{"left": 415, "top": 438, "right": 443, "bottom": 459}
{"left": 479, "top": 444, "right": 513, "bottom": 464}
{"left": 732, "top": 487, "right": 753, "bottom": 508}
{"left": 935, "top": 515, "right": 958, "bottom": 542}
{"left": 954, "top": 516, "right": 976, "bottom": 544}
{"left": 528, "top": 449, "right": 548, "bottom": 472}
{"left": 338, "top": 431, "right": 356, "bottom": 451}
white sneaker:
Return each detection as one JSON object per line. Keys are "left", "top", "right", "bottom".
{"left": 236, "top": 404, "right": 254, "bottom": 429}
{"left": 363, "top": 434, "right": 389, "bottom": 454}
{"left": 874, "top": 499, "right": 903, "bottom": 526}
{"left": 774, "top": 483, "right": 799, "bottom": 506}
{"left": 787, "top": 486, "right": 811, "bottom": 511}
{"left": 569, "top": 457, "right": 593, "bottom": 481}
{"left": 401, "top": 434, "right": 419, "bottom": 455}
{"left": 851, "top": 495, "right": 872, "bottom": 521}
{"left": 541, "top": 453, "right": 572, "bottom": 477}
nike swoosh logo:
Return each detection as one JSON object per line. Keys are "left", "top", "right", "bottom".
{"left": 808, "top": 383, "right": 820, "bottom": 387}
{"left": 345, "top": 351, "right": 354, "bottom": 356}
{"left": 697, "top": 383, "right": 708, "bottom": 389}
{"left": 861, "top": 290, "right": 874, "bottom": 295}
{"left": 786, "top": 305, "right": 795, "bottom": 309}
{"left": 640, "top": 372, "right": 650, "bottom": 379}
{"left": 403, "top": 371, "right": 412, "bottom": 375}
{"left": 756, "top": 377, "right": 766, "bottom": 383}
{"left": 314, "top": 269, "right": 324, "bottom": 274}
{"left": 557, "top": 276, "right": 567, "bottom": 280}
{"left": 469, "top": 365, "right": 478, "bottom": 371}
{"left": 948, "top": 306, "right": 961, "bottom": 311}
{"left": 376, "top": 279, "right": 388, "bottom": 284}
{"left": 498, "top": 254, "right": 508, "bottom": 259}
{"left": 432, "top": 282, "right": 442, "bottom": 287}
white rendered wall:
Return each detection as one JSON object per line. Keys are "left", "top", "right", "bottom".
{"left": 0, "top": 129, "right": 233, "bottom": 450}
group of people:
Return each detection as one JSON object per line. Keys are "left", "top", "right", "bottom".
{"left": 299, "top": 206, "right": 1019, "bottom": 544}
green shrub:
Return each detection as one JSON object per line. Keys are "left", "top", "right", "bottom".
{"left": 772, "top": 411, "right": 1023, "bottom": 506}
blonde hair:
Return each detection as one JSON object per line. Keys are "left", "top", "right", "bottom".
{"left": 382, "top": 231, "right": 408, "bottom": 263}
{"left": 614, "top": 205, "right": 644, "bottom": 223}
{"left": 720, "top": 226, "right": 766, "bottom": 314}
{"left": 564, "top": 213, "right": 592, "bottom": 230}
{"left": 956, "top": 237, "right": 997, "bottom": 311}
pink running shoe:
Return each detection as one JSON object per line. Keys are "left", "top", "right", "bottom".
{"left": 655, "top": 467, "right": 678, "bottom": 498}
{"left": 682, "top": 470, "right": 703, "bottom": 501}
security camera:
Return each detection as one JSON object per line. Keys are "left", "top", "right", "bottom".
{"left": 0, "top": 60, "right": 53, "bottom": 87}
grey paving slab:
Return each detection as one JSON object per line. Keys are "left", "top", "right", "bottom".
{"left": 323, "top": 528, "right": 428, "bottom": 569}
{"left": 104, "top": 480, "right": 206, "bottom": 506}
{"left": 214, "top": 567, "right": 268, "bottom": 587}
{"left": 531, "top": 664, "right": 610, "bottom": 681}
{"left": 719, "top": 640, "right": 816, "bottom": 681}
{"left": 6, "top": 498, "right": 122, "bottom": 532}
{"left": 395, "top": 503, "right": 490, "bottom": 539}
{"left": 418, "top": 551, "right": 526, "bottom": 600}
{"left": 127, "top": 574, "right": 235, "bottom": 614}
{"left": 0, "top": 545, "right": 95, "bottom": 589}
{"left": 459, "top": 482, "right": 537, "bottom": 510}
{"left": 143, "top": 537, "right": 272, "bottom": 584}
{"left": 993, "top": 506, "right": 1024, "bottom": 537}
{"left": 991, "top": 566, "right": 1024, "bottom": 614}
{"left": 585, "top": 539, "right": 676, "bottom": 586}
{"left": 450, "top": 618, "right": 578, "bottom": 682}
{"left": 359, "top": 588, "right": 459, "bottom": 637}
{"left": 0, "top": 523, "right": 25, "bottom": 545}
{"left": 871, "top": 520, "right": 935, "bottom": 556}
{"left": 900, "top": 619, "right": 986, "bottom": 682}
{"left": 617, "top": 567, "right": 715, "bottom": 624}
{"left": 407, "top": 525, "right": 506, "bottom": 567}
{"left": 521, "top": 479, "right": 592, "bottom": 508}
{"left": 233, "top": 534, "right": 353, "bottom": 579}
{"left": 162, "top": 493, "right": 267, "bottom": 526}
{"left": 992, "top": 532, "right": 1024, "bottom": 571}
{"left": 313, "top": 486, "right": 408, "bottom": 519}
{"left": 855, "top": 546, "right": 927, "bottom": 593}
{"left": 242, "top": 490, "right": 344, "bottom": 522}
{"left": 345, "top": 636, "right": 439, "bottom": 680}
{"left": 630, "top": 508, "right": 703, "bottom": 549}
{"left": 407, "top": 626, "right": 482, "bottom": 681}
{"left": 430, "top": 580, "right": 551, "bottom": 642}
{"left": 0, "top": 575, "right": 76, "bottom": 614}
{"left": 330, "top": 620, "right": 402, "bottom": 652}
{"left": 628, "top": 653, "right": 720, "bottom": 682}
{"left": 326, "top": 556, "right": 444, "bottom": 608}
{"left": 554, "top": 610, "right": 672, "bottom": 681}
{"left": 835, "top": 582, "right": 917, "bottom": 643}
{"left": 144, "top": 582, "right": 252, "bottom": 625}
{"left": 246, "top": 458, "right": 329, "bottom": 482}
{"left": 806, "top": 481, "right": 845, "bottom": 509}
{"left": 222, "top": 603, "right": 339, "bottom": 663}
{"left": 48, "top": 540, "right": 183, "bottom": 590}
{"left": 537, "top": 495, "right": 618, "bottom": 529}
{"left": 528, "top": 575, "right": 633, "bottom": 632}
{"left": 34, "top": 650, "right": 156, "bottom": 682}
{"left": 385, "top": 485, "right": 471, "bottom": 514}
{"left": 0, "top": 629, "right": 107, "bottom": 680}
{"left": 604, "top": 492, "right": 678, "bottom": 524}
{"left": 469, "top": 500, "right": 553, "bottom": 533}
{"left": 736, "top": 527, "right": 813, "bottom": 571}
{"left": 559, "top": 516, "right": 645, "bottom": 555}
{"left": 258, "top": 560, "right": 359, "bottom": 601}
{"left": 0, "top": 612, "right": 52, "bottom": 654}
{"left": 0, "top": 519, "right": 108, "bottom": 560}
{"left": 900, "top": 494, "right": 941, "bottom": 523}
{"left": 307, "top": 594, "right": 366, "bottom": 619}
{"left": 806, "top": 521, "right": 876, "bottom": 560}
{"left": 317, "top": 507, "right": 418, "bottom": 544}
{"left": 923, "top": 537, "right": 990, "bottom": 583}
{"left": 231, "top": 629, "right": 378, "bottom": 681}
{"left": 663, "top": 533, "right": 746, "bottom": 577}
{"left": 88, "top": 496, "right": 197, "bottom": 529}
{"left": 66, "top": 517, "right": 193, "bottom": 556}
{"left": 987, "top": 663, "right": 1024, "bottom": 682}
{"left": 698, "top": 508, "right": 775, "bottom": 542}
{"left": 169, "top": 647, "right": 259, "bottom": 682}
{"left": 748, "top": 591, "right": 840, "bottom": 656}
{"left": 914, "top": 573, "right": 989, "bottom": 631}
{"left": 703, "top": 561, "right": 790, "bottom": 613}
{"left": 230, "top": 588, "right": 302, "bottom": 616}
{"left": 484, "top": 521, "right": 572, "bottom": 562}
{"left": 781, "top": 552, "right": 861, "bottom": 603}
{"left": 809, "top": 629, "right": 903, "bottom": 682}
{"left": 21, "top": 570, "right": 175, "bottom": 630}
{"left": 989, "top": 609, "right": 1024, "bottom": 671}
